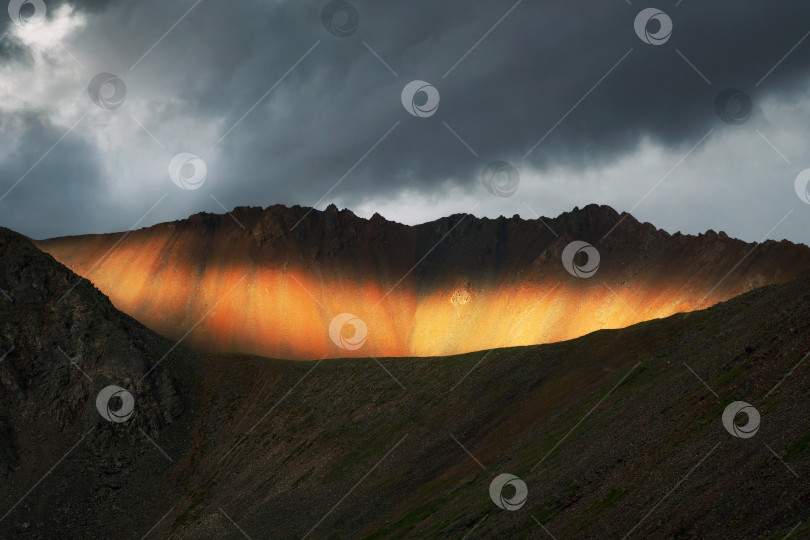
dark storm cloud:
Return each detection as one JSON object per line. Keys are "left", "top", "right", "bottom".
{"left": 0, "top": 111, "right": 104, "bottom": 239}
{"left": 2, "top": 0, "right": 810, "bottom": 238}
{"left": 180, "top": 0, "right": 810, "bottom": 211}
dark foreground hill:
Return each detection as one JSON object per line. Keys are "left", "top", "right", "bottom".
{"left": 1, "top": 227, "right": 808, "bottom": 539}
{"left": 0, "top": 227, "right": 197, "bottom": 537}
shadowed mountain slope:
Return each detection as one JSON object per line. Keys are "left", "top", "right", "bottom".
{"left": 36, "top": 204, "right": 810, "bottom": 360}
{"left": 159, "top": 270, "right": 810, "bottom": 539}
{"left": 0, "top": 227, "right": 198, "bottom": 537}
{"left": 1, "top": 227, "right": 809, "bottom": 538}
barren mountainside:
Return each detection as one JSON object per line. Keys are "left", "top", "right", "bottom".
{"left": 36, "top": 204, "right": 810, "bottom": 360}
{"left": 2, "top": 226, "right": 808, "bottom": 538}
{"left": 0, "top": 227, "right": 196, "bottom": 537}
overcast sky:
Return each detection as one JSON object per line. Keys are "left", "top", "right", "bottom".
{"left": 1, "top": 0, "right": 809, "bottom": 243}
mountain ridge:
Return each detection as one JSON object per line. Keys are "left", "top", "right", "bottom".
{"left": 1, "top": 225, "right": 808, "bottom": 538}
{"left": 35, "top": 203, "right": 810, "bottom": 360}
{"left": 37, "top": 203, "right": 787, "bottom": 247}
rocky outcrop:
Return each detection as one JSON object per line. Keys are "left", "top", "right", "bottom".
{"left": 0, "top": 228, "right": 196, "bottom": 537}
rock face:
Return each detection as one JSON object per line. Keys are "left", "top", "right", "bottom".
{"left": 0, "top": 227, "right": 196, "bottom": 537}
{"left": 36, "top": 204, "right": 810, "bottom": 360}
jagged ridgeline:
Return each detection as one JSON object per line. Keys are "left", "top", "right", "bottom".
{"left": 36, "top": 204, "right": 810, "bottom": 360}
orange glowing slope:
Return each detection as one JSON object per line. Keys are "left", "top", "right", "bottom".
{"left": 35, "top": 204, "right": 810, "bottom": 360}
